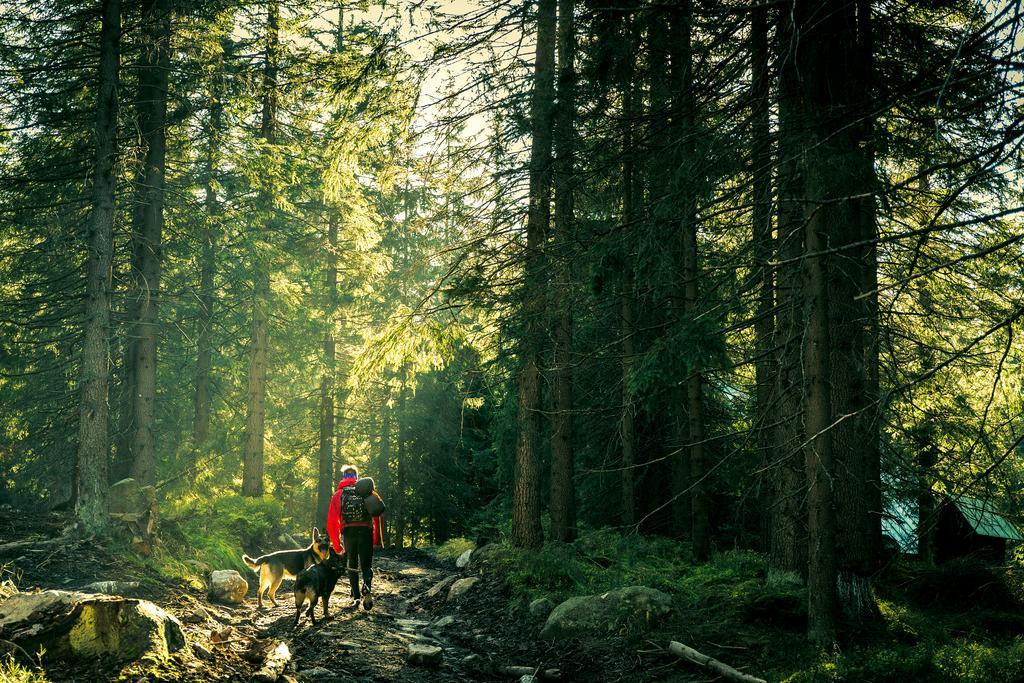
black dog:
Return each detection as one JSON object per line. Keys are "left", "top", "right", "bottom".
{"left": 292, "top": 547, "right": 346, "bottom": 628}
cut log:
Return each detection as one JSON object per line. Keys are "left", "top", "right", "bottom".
{"left": 668, "top": 641, "right": 766, "bottom": 683}
{"left": 251, "top": 641, "right": 291, "bottom": 683}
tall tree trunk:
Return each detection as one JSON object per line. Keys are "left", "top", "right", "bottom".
{"left": 127, "top": 0, "right": 171, "bottom": 487}
{"left": 243, "top": 0, "right": 278, "bottom": 497}
{"left": 797, "top": 0, "right": 878, "bottom": 641}
{"left": 548, "top": 0, "right": 577, "bottom": 544}
{"left": 377, "top": 398, "right": 392, "bottom": 544}
{"left": 511, "top": 0, "right": 556, "bottom": 549}
{"left": 802, "top": 134, "right": 839, "bottom": 647}
{"left": 194, "top": 35, "right": 225, "bottom": 448}
{"left": 769, "top": 2, "right": 807, "bottom": 580}
{"left": 644, "top": 5, "right": 687, "bottom": 534}
{"left": 750, "top": 0, "right": 775, "bottom": 552}
{"left": 671, "top": 0, "right": 710, "bottom": 561}
{"left": 316, "top": 212, "right": 338, "bottom": 528}
{"left": 816, "top": 0, "right": 879, "bottom": 621}
{"left": 76, "top": 0, "right": 120, "bottom": 533}
{"left": 619, "top": 10, "right": 638, "bottom": 529}
{"left": 394, "top": 378, "right": 409, "bottom": 548}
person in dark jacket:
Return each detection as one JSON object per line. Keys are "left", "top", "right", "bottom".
{"left": 326, "top": 465, "right": 384, "bottom": 610}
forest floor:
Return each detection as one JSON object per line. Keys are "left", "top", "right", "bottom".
{"left": 6, "top": 508, "right": 1024, "bottom": 682}
{"left": 0, "top": 509, "right": 692, "bottom": 682}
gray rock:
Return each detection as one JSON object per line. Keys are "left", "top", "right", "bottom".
{"left": 420, "top": 575, "right": 458, "bottom": 601}
{"left": 540, "top": 586, "right": 673, "bottom": 640}
{"left": 0, "top": 590, "right": 185, "bottom": 662}
{"left": 193, "top": 642, "right": 213, "bottom": 660}
{"left": 470, "top": 543, "right": 503, "bottom": 565}
{"left": 455, "top": 548, "right": 474, "bottom": 569}
{"left": 78, "top": 580, "right": 142, "bottom": 596}
{"left": 447, "top": 577, "right": 479, "bottom": 601}
{"left": 208, "top": 569, "right": 248, "bottom": 604}
{"left": 299, "top": 667, "right": 338, "bottom": 681}
{"left": 407, "top": 643, "right": 443, "bottom": 667}
{"left": 528, "top": 597, "right": 555, "bottom": 619}
{"left": 433, "top": 615, "right": 456, "bottom": 629}
{"left": 462, "top": 653, "right": 484, "bottom": 670}
{"left": 180, "top": 608, "right": 209, "bottom": 624}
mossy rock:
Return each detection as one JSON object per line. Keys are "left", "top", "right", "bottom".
{"left": 0, "top": 590, "right": 185, "bottom": 663}
{"left": 540, "top": 586, "right": 672, "bottom": 640}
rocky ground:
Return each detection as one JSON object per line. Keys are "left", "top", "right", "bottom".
{"left": 0, "top": 509, "right": 731, "bottom": 682}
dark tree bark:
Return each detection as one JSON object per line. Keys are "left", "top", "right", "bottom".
{"left": 816, "top": 0, "right": 879, "bottom": 621}
{"left": 76, "top": 0, "right": 121, "bottom": 533}
{"left": 646, "top": 4, "right": 684, "bottom": 534}
{"left": 670, "top": 0, "right": 710, "bottom": 561}
{"left": 194, "top": 37, "right": 226, "bottom": 448}
{"left": 126, "top": 0, "right": 171, "bottom": 488}
{"left": 750, "top": 0, "right": 775, "bottom": 552}
{"left": 243, "top": 0, "right": 279, "bottom": 497}
{"left": 769, "top": 2, "right": 807, "bottom": 580}
{"left": 797, "top": 0, "right": 879, "bottom": 641}
{"left": 511, "top": 0, "right": 556, "bottom": 549}
{"left": 620, "top": 10, "right": 639, "bottom": 529}
{"left": 549, "top": 0, "right": 577, "bottom": 543}
{"left": 802, "top": 135, "right": 839, "bottom": 647}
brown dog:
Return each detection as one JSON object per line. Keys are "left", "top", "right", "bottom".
{"left": 242, "top": 528, "right": 331, "bottom": 608}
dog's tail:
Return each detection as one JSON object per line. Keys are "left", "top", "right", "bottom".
{"left": 242, "top": 554, "right": 262, "bottom": 570}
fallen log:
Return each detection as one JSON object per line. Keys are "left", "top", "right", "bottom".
{"left": 251, "top": 641, "right": 291, "bottom": 683}
{"left": 668, "top": 641, "right": 766, "bottom": 683}
{"left": 499, "top": 664, "right": 562, "bottom": 680}
{"left": 0, "top": 533, "right": 76, "bottom": 557}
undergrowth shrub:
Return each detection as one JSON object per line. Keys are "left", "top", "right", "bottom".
{"left": 0, "top": 655, "right": 49, "bottom": 683}
{"left": 160, "top": 494, "right": 292, "bottom": 576}
{"left": 893, "top": 558, "right": 1016, "bottom": 609}
{"left": 434, "top": 537, "right": 474, "bottom": 561}
{"left": 784, "top": 638, "right": 1024, "bottom": 683}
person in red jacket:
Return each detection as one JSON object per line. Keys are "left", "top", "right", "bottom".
{"left": 326, "top": 465, "right": 383, "bottom": 610}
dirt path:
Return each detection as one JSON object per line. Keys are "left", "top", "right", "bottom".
{"left": 227, "top": 552, "right": 478, "bottom": 682}
{"left": 0, "top": 508, "right": 495, "bottom": 682}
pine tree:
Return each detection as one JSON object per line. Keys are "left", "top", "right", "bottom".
{"left": 75, "top": 0, "right": 121, "bottom": 533}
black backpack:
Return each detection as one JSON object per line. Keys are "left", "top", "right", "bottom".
{"left": 341, "top": 484, "right": 370, "bottom": 523}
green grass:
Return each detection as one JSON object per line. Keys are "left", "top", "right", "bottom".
{"left": 0, "top": 654, "right": 49, "bottom": 683}
{"left": 434, "top": 537, "right": 475, "bottom": 561}
{"left": 117, "top": 493, "right": 304, "bottom": 587}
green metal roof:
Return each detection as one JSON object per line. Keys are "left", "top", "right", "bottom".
{"left": 882, "top": 497, "right": 919, "bottom": 554}
{"left": 949, "top": 495, "right": 1024, "bottom": 541}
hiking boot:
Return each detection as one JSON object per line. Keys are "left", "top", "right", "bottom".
{"left": 361, "top": 585, "right": 373, "bottom": 611}
{"left": 349, "top": 598, "right": 361, "bottom": 609}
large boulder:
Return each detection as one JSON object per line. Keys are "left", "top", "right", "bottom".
{"left": 540, "top": 586, "right": 672, "bottom": 640}
{"left": 208, "top": 570, "right": 248, "bottom": 604}
{"left": 0, "top": 590, "right": 185, "bottom": 662}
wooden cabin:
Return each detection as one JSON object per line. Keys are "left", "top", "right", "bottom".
{"left": 882, "top": 493, "right": 1022, "bottom": 562}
